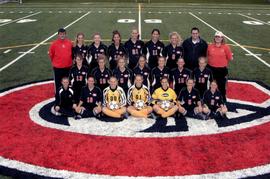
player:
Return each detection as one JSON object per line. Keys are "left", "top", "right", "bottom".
{"left": 178, "top": 78, "right": 204, "bottom": 119}
{"left": 127, "top": 75, "right": 153, "bottom": 118}
{"left": 151, "top": 56, "right": 170, "bottom": 92}
{"left": 112, "top": 57, "right": 133, "bottom": 94}
{"left": 170, "top": 58, "right": 192, "bottom": 97}
{"left": 193, "top": 57, "right": 213, "bottom": 97}
{"left": 75, "top": 76, "right": 102, "bottom": 119}
{"left": 152, "top": 77, "right": 178, "bottom": 118}
{"left": 133, "top": 56, "right": 151, "bottom": 89}
{"left": 72, "top": 32, "right": 88, "bottom": 66}
{"left": 108, "top": 30, "right": 127, "bottom": 70}
{"left": 51, "top": 77, "right": 77, "bottom": 117}
{"left": 202, "top": 80, "right": 228, "bottom": 120}
{"left": 91, "top": 56, "right": 112, "bottom": 92}
{"left": 162, "top": 32, "right": 184, "bottom": 69}
{"left": 69, "top": 54, "right": 89, "bottom": 103}
{"left": 87, "top": 33, "right": 108, "bottom": 70}
{"left": 142, "top": 29, "right": 165, "bottom": 69}
{"left": 102, "top": 76, "right": 127, "bottom": 119}
{"left": 124, "top": 28, "right": 144, "bottom": 69}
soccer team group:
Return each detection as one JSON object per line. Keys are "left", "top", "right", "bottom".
{"left": 49, "top": 27, "right": 233, "bottom": 120}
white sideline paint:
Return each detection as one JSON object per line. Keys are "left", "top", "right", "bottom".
{"left": 138, "top": 3, "right": 142, "bottom": 40}
{"left": 239, "top": 13, "right": 270, "bottom": 25}
{"left": 0, "top": 12, "right": 90, "bottom": 73}
{"left": 189, "top": 12, "right": 270, "bottom": 68}
{"left": 0, "top": 12, "right": 41, "bottom": 27}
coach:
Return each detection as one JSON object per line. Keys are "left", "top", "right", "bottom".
{"left": 49, "top": 28, "right": 73, "bottom": 92}
{"left": 207, "top": 31, "right": 233, "bottom": 102}
{"left": 182, "top": 27, "right": 208, "bottom": 70}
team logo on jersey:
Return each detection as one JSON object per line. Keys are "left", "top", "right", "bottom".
{"left": 162, "top": 93, "right": 169, "bottom": 97}
{"left": 0, "top": 80, "right": 269, "bottom": 178}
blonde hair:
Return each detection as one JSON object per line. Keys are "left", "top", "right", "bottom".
{"left": 74, "top": 32, "right": 85, "bottom": 47}
{"left": 169, "top": 32, "right": 182, "bottom": 46}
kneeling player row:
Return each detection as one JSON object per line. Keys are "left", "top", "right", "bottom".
{"left": 52, "top": 75, "right": 227, "bottom": 120}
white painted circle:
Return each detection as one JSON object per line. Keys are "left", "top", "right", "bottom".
{"left": 144, "top": 19, "right": 162, "bottom": 23}
{"left": 117, "top": 19, "right": 136, "bottom": 23}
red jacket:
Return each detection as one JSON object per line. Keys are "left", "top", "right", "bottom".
{"left": 49, "top": 39, "right": 73, "bottom": 68}
{"left": 207, "top": 44, "right": 233, "bottom": 68}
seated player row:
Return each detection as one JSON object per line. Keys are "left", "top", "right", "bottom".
{"left": 52, "top": 75, "right": 227, "bottom": 121}
{"left": 71, "top": 28, "right": 207, "bottom": 71}
{"left": 70, "top": 54, "right": 213, "bottom": 105}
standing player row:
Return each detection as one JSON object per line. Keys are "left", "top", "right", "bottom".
{"left": 71, "top": 27, "right": 208, "bottom": 71}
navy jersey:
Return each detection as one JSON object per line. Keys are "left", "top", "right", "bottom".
{"left": 151, "top": 66, "right": 170, "bottom": 91}
{"left": 87, "top": 43, "right": 107, "bottom": 70}
{"left": 133, "top": 66, "right": 151, "bottom": 88}
{"left": 143, "top": 40, "right": 165, "bottom": 69}
{"left": 163, "top": 44, "right": 184, "bottom": 69}
{"left": 112, "top": 67, "right": 133, "bottom": 93}
{"left": 170, "top": 67, "right": 192, "bottom": 96}
{"left": 203, "top": 90, "right": 224, "bottom": 111}
{"left": 91, "top": 67, "right": 112, "bottom": 92}
{"left": 108, "top": 43, "right": 127, "bottom": 70}
{"left": 178, "top": 87, "right": 201, "bottom": 110}
{"left": 80, "top": 86, "right": 102, "bottom": 109}
{"left": 55, "top": 86, "right": 75, "bottom": 108}
{"left": 193, "top": 67, "right": 213, "bottom": 97}
{"left": 72, "top": 44, "right": 88, "bottom": 66}
{"left": 124, "top": 39, "right": 144, "bottom": 69}
{"left": 69, "top": 65, "right": 89, "bottom": 103}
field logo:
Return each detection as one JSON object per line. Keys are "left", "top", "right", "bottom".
{"left": 0, "top": 79, "right": 269, "bottom": 178}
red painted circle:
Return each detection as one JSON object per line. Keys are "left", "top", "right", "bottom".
{"left": 0, "top": 82, "right": 270, "bottom": 176}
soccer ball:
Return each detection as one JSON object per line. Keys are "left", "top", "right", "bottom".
{"left": 160, "top": 100, "right": 171, "bottom": 111}
{"left": 135, "top": 100, "right": 145, "bottom": 110}
{"left": 109, "top": 101, "right": 119, "bottom": 110}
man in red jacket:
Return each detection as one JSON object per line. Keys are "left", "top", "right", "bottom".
{"left": 49, "top": 28, "right": 73, "bottom": 92}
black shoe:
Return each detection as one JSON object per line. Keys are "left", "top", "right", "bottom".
{"left": 75, "top": 115, "right": 82, "bottom": 120}
{"left": 214, "top": 111, "right": 223, "bottom": 120}
{"left": 222, "top": 114, "right": 229, "bottom": 120}
{"left": 196, "top": 112, "right": 205, "bottom": 120}
{"left": 121, "top": 113, "right": 129, "bottom": 119}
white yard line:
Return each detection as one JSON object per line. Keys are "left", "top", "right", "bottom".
{"left": 138, "top": 3, "right": 142, "bottom": 40}
{"left": 0, "top": 12, "right": 41, "bottom": 27}
{"left": 238, "top": 13, "right": 270, "bottom": 25}
{"left": 189, "top": 12, "right": 270, "bottom": 68}
{"left": 0, "top": 12, "right": 90, "bottom": 73}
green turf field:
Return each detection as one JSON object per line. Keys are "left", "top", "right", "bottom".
{"left": 0, "top": 2, "right": 270, "bottom": 91}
